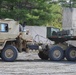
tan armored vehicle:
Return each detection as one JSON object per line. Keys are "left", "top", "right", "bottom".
{"left": 0, "top": 18, "right": 33, "bottom": 62}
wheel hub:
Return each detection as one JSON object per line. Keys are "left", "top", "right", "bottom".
{"left": 53, "top": 50, "right": 61, "bottom": 58}
{"left": 70, "top": 50, "right": 76, "bottom": 58}
{"left": 5, "top": 49, "right": 14, "bottom": 58}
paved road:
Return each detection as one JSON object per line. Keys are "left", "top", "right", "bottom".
{"left": 0, "top": 51, "right": 76, "bottom": 75}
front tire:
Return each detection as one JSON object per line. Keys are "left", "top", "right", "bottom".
{"left": 1, "top": 45, "right": 18, "bottom": 62}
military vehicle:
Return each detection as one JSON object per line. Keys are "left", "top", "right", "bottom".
{"left": 0, "top": 11, "right": 76, "bottom": 62}
{"left": 0, "top": 18, "right": 33, "bottom": 62}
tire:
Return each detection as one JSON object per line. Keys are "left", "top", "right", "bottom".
{"left": 38, "top": 51, "right": 48, "bottom": 60}
{"left": 1, "top": 45, "right": 18, "bottom": 62}
{"left": 49, "top": 45, "right": 64, "bottom": 61}
{"left": 65, "top": 47, "right": 76, "bottom": 61}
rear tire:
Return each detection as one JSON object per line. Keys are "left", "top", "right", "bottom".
{"left": 38, "top": 51, "right": 48, "bottom": 60}
{"left": 65, "top": 47, "right": 76, "bottom": 61}
{"left": 1, "top": 45, "right": 18, "bottom": 62}
{"left": 49, "top": 45, "right": 64, "bottom": 61}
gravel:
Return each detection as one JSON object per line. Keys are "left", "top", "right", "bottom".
{"left": 0, "top": 51, "right": 76, "bottom": 75}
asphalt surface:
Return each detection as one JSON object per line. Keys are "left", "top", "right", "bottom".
{"left": 0, "top": 51, "right": 76, "bottom": 75}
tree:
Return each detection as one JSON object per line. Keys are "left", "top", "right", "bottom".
{"left": 0, "top": 0, "right": 62, "bottom": 29}
{"left": 59, "top": 0, "right": 76, "bottom": 7}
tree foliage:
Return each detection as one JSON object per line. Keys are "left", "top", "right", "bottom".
{"left": 0, "top": 0, "right": 62, "bottom": 29}
{"left": 59, "top": 0, "right": 76, "bottom": 7}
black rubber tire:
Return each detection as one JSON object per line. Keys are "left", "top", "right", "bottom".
{"left": 49, "top": 45, "right": 64, "bottom": 61}
{"left": 38, "top": 51, "right": 48, "bottom": 60}
{"left": 65, "top": 47, "right": 76, "bottom": 61}
{"left": 1, "top": 45, "right": 18, "bottom": 62}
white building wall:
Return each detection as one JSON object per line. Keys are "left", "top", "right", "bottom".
{"left": 62, "top": 8, "right": 76, "bottom": 36}
{"left": 62, "top": 8, "right": 76, "bottom": 47}
{"left": 25, "top": 26, "right": 53, "bottom": 44}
